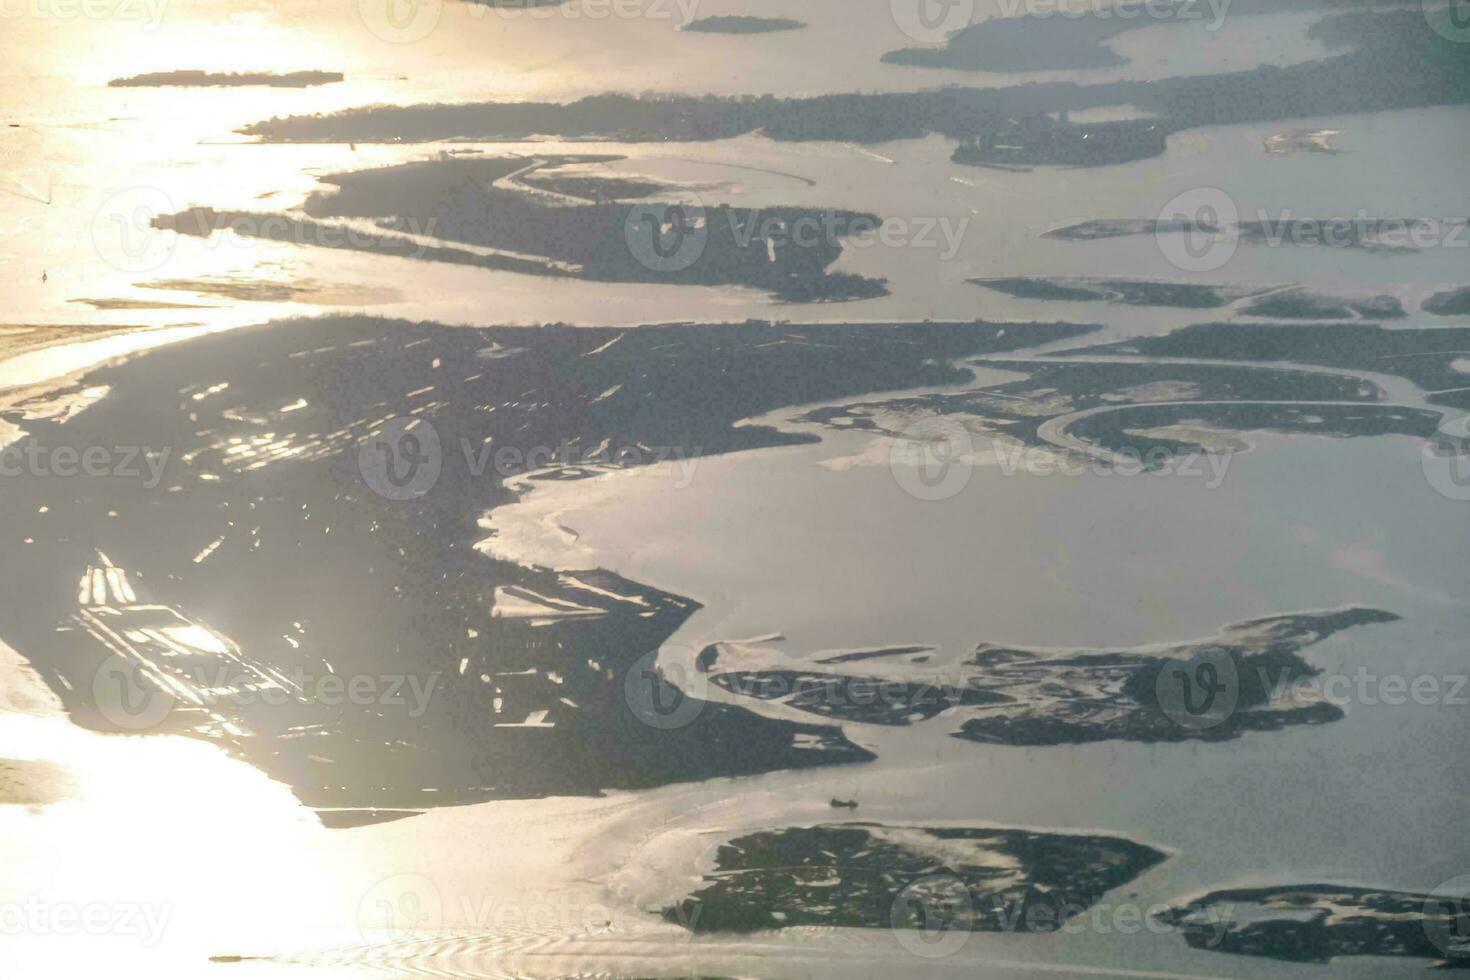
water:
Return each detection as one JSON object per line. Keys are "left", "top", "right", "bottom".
{"left": 472, "top": 360, "right": 1469, "bottom": 977}
{"left": 2, "top": 2, "right": 1468, "bottom": 978}
{"left": 4, "top": 1, "right": 1463, "bottom": 331}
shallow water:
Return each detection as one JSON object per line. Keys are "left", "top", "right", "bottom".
{"left": 2, "top": 2, "right": 1469, "bottom": 978}
{"left": 471, "top": 368, "right": 1470, "bottom": 979}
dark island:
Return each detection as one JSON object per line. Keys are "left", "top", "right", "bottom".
{"left": 1424, "top": 285, "right": 1470, "bottom": 316}
{"left": 882, "top": 0, "right": 1381, "bottom": 74}
{"left": 681, "top": 16, "right": 805, "bottom": 34}
{"left": 1157, "top": 884, "right": 1470, "bottom": 966}
{"left": 800, "top": 352, "right": 1433, "bottom": 466}
{"left": 1050, "top": 216, "right": 1446, "bottom": 253}
{"left": 0, "top": 315, "right": 1093, "bottom": 825}
{"left": 152, "top": 155, "right": 889, "bottom": 303}
{"left": 109, "top": 70, "right": 343, "bottom": 88}
{"left": 706, "top": 610, "right": 1401, "bottom": 744}
{"left": 666, "top": 824, "right": 1167, "bottom": 934}
{"left": 236, "top": 10, "right": 1470, "bottom": 172}
{"left": 883, "top": 12, "right": 1135, "bottom": 73}
{"left": 1079, "top": 321, "right": 1470, "bottom": 410}
{"left": 1238, "top": 288, "right": 1405, "bottom": 320}
{"left": 953, "top": 115, "right": 1169, "bottom": 168}
{"left": 971, "top": 276, "right": 1267, "bottom": 309}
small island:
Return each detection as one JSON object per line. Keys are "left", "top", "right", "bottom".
{"left": 681, "top": 15, "right": 805, "bottom": 34}
{"left": 971, "top": 276, "right": 1265, "bottom": 309}
{"left": 666, "top": 824, "right": 1167, "bottom": 934}
{"left": 1157, "top": 884, "right": 1470, "bottom": 966}
{"left": 109, "top": 70, "right": 343, "bottom": 88}
{"left": 151, "top": 155, "right": 891, "bottom": 303}
{"left": 954, "top": 116, "right": 1169, "bottom": 169}
{"left": 1424, "top": 285, "right": 1470, "bottom": 316}
{"left": 1238, "top": 288, "right": 1405, "bottom": 320}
